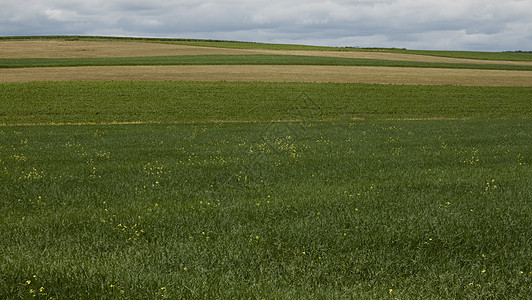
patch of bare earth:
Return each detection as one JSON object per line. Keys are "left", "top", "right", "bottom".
{"left": 0, "top": 40, "right": 254, "bottom": 58}
{"left": 1, "top": 65, "right": 531, "bottom": 86}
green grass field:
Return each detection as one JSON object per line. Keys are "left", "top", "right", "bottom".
{"left": 1, "top": 38, "right": 531, "bottom": 299}
{"left": 2, "top": 55, "right": 532, "bottom": 71}
{"left": 1, "top": 81, "right": 531, "bottom": 299}
{"left": 2, "top": 82, "right": 532, "bottom": 125}
{"left": 1, "top": 119, "right": 531, "bottom": 299}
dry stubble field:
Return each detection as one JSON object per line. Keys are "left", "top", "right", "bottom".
{"left": 1, "top": 40, "right": 532, "bottom": 85}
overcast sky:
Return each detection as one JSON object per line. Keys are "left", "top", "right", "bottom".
{"left": 1, "top": 0, "right": 531, "bottom": 51}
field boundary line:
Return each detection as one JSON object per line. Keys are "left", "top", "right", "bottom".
{"left": 4, "top": 116, "right": 532, "bottom": 127}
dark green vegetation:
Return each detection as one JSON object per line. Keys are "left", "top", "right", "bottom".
{"left": 1, "top": 81, "right": 532, "bottom": 125}
{"left": 2, "top": 35, "right": 532, "bottom": 61}
{"left": 1, "top": 119, "right": 531, "bottom": 298}
{"left": 388, "top": 49, "right": 532, "bottom": 62}
{"left": 2, "top": 55, "right": 532, "bottom": 71}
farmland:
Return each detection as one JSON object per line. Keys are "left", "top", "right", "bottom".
{"left": 0, "top": 37, "right": 531, "bottom": 299}
{"left": 1, "top": 81, "right": 532, "bottom": 125}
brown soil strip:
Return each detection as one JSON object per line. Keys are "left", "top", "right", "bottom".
{"left": 2, "top": 40, "right": 531, "bottom": 66}
{"left": 1, "top": 65, "right": 531, "bottom": 86}
{"left": 0, "top": 40, "right": 254, "bottom": 58}
{"left": 0, "top": 119, "right": 314, "bottom": 127}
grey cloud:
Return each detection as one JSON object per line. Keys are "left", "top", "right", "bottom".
{"left": 0, "top": 0, "right": 531, "bottom": 51}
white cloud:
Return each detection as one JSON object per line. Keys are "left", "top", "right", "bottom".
{"left": 44, "top": 9, "right": 81, "bottom": 22}
{"left": 0, "top": 0, "right": 531, "bottom": 50}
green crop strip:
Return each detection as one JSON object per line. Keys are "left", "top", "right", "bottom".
{"left": 1, "top": 55, "right": 532, "bottom": 71}
{"left": 1, "top": 119, "right": 531, "bottom": 298}
{"left": 383, "top": 49, "right": 532, "bottom": 62}
{"left": 1, "top": 81, "right": 531, "bottom": 125}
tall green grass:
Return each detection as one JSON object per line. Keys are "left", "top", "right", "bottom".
{"left": 1, "top": 82, "right": 531, "bottom": 125}
{"left": 1, "top": 80, "right": 531, "bottom": 298}
{"left": 1, "top": 119, "right": 531, "bottom": 298}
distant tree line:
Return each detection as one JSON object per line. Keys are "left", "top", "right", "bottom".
{"left": 503, "top": 50, "right": 532, "bottom": 53}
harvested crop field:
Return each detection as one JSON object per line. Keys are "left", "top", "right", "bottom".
{"left": 1, "top": 65, "right": 532, "bottom": 86}
{"left": 0, "top": 40, "right": 254, "bottom": 58}
{"left": 2, "top": 40, "right": 531, "bottom": 66}
{"left": 2, "top": 39, "right": 532, "bottom": 86}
